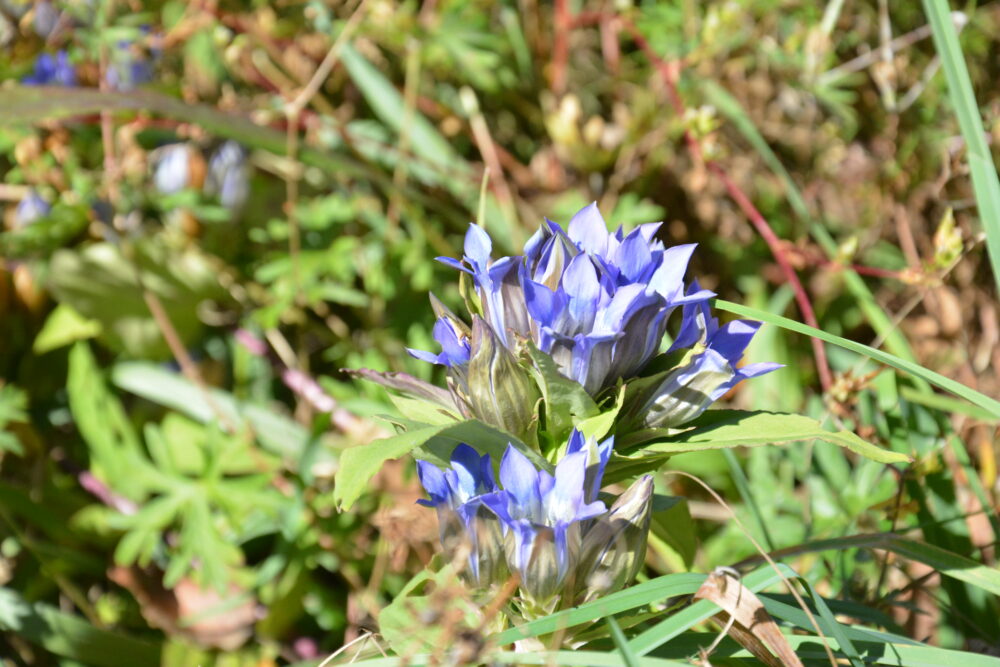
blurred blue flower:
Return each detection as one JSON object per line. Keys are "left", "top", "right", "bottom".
{"left": 152, "top": 143, "right": 197, "bottom": 195}
{"left": 106, "top": 40, "right": 154, "bottom": 91}
{"left": 22, "top": 51, "right": 76, "bottom": 86}
{"left": 13, "top": 189, "right": 50, "bottom": 228}
{"left": 206, "top": 141, "right": 251, "bottom": 212}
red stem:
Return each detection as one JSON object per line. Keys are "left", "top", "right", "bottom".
{"left": 552, "top": 0, "right": 571, "bottom": 94}
{"left": 620, "top": 19, "right": 834, "bottom": 391}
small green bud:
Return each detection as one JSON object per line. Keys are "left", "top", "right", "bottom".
{"left": 573, "top": 475, "right": 653, "bottom": 604}
{"left": 466, "top": 316, "right": 539, "bottom": 439}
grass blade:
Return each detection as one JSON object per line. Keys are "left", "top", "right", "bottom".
{"left": 607, "top": 616, "right": 641, "bottom": 667}
{"left": 714, "top": 299, "right": 1000, "bottom": 419}
{"left": 922, "top": 0, "right": 1000, "bottom": 294}
{"left": 493, "top": 573, "right": 705, "bottom": 646}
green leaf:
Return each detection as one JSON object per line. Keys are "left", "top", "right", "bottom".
{"left": 714, "top": 299, "right": 1000, "bottom": 419}
{"left": 378, "top": 566, "right": 481, "bottom": 656}
{"left": 112, "top": 362, "right": 320, "bottom": 464}
{"left": 607, "top": 616, "right": 641, "bottom": 667}
{"left": 387, "top": 393, "right": 462, "bottom": 426}
{"left": 332, "top": 419, "right": 542, "bottom": 511}
{"left": 49, "top": 241, "right": 227, "bottom": 358}
{"left": 527, "top": 344, "right": 599, "bottom": 443}
{"left": 649, "top": 496, "right": 697, "bottom": 570}
{"left": 577, "top": 385, "right": 625, "bottom": 442}
{"left": 0, "top": 384, "right": 28, "bottom": 455}
{"left": 0, "top": 587, "right": 161, "bottom": 666}
{"left": 493, "top": 572, "right": 706, "bottom": 646}
{"left": 608, "top": 410, "right": 907, "bottom": 485}
{"left": 67, "top": 343, "right": 151, "bottom": 500}
{"left": 32, "top": 303, "right": 102, "bottom": 354}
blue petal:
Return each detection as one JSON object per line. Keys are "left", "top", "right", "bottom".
{"left": 436, "top": 256, "right": 473, "bottom": 275}
{"left": 708, "top": 320, "right": 761, "bottom": 363}
{"left": 562, "top": 254, "right": 601, "bottom": 324}
{"left": 524, "top": 225, "right": 548, "bottom": 262}
{"left": 616, "top": 229, "right": 653, "bottom": 283}
{"left": 524, "top": 280, "right": 567, "bottom": 328}
{"left": 547, "top": 450, "right": 588, "bottom": 523}
{"left": 566, "top": 429, "right": 586, "bottom": 455}
{"left": 416, "top": 460, "right": 449, "bottom": 505}
{"left": 500, "top": 445, "right": 541, "bottom": 518}
{"left": 736, "top": 361, "right": 783, "bottom": 380}
{"left": 648, "top": 244, "right": 697, "bottom": 299}
{"left": 432, "top": 318, "right": 470, "bottom": 366}
{"left": 567, "top": 202, "right": 609, "bottom": 256}
{"left": 450, "top": 443, "right": 485, "bottom": 497}
{"left": 591, "top": 436, "right": 614, "bottom": 500}
{"left": 464, "top": 223, "right": 493, "bottom": 271}
{"left": 637, "top": 222, "right": 663, "bottom": 242}
{"left": 480, "top": 490, "right": 514, "bottom": 526}
{"left": 406, "top": 347, "right": 444, "bottom": 365}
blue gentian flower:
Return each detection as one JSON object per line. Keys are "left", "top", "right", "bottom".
{"left": 416, "top": 444, "right": 506, "bottom": 588}
{"left": 22, "top": 51, "right": 77, "bottom": 86}
{"left": 643, "top": 281, "right": 782, "bottom": 428}
{"left": 416, "top": 432, "right": 653, "bottom": 612}
{"left": 402, "top": 204, "right": 777, "bottom": 435}
{"left": 13, "top": 190, "right": 50, "bottom": 228}
{"left": 481, "top": 444, "right": 608, "bottom": 603}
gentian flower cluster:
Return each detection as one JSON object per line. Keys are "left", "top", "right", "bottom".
{"left": 407, "top": 203, "right": 776, "bottom": 435}
{"left": 416, "top": 431, "right": 653, "bottom": 616}
{"left": 362, "top": 204, "right": 780, "bottom": 631}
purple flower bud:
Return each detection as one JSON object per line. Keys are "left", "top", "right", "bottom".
{"left": 151, "top": 144, "right": 195, "bottom": 195}
{"left": 206, "top": 141, "right": 250, "bottom": 212}
{"left": 14, "top": 190, "right": 50, "bottom": 228}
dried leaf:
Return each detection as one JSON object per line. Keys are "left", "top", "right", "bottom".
{"left": 694, "top": 568, "right": 803, "bottom": 667}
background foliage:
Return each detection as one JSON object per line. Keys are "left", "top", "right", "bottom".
{"left": 0, "top": 0, "right": 999, "bottom": 664}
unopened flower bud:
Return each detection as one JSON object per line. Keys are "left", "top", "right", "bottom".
{"left": 573, "top": 475, "right": 653, "bottom": 604}
{"left": 466, "top": 316, "right": 538, "bottom": 439}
